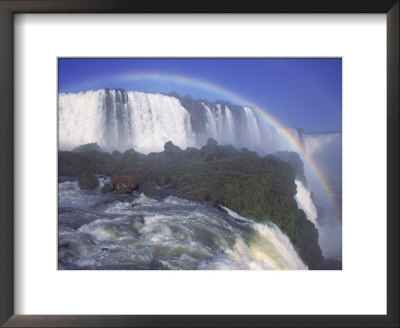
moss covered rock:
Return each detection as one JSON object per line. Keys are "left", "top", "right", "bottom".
{"left": 274, "top": 151, "right": 307, "bottom": 186}
{"left": 78, "top": 173, "right": 98, "bottom": 190}
{"left": 138, "top": 181, "right": 157, "bottom": 197}
{"left": 164, "top": 141, "right": 183, "bottom": 156}
{"left": 101, "top": 182, "right": 114, "bottom": 193}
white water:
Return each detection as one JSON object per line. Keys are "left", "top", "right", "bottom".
{"left": 215, "top": 206, "right": 307, "bottom": 269}
{"left": 201, "top": 103, "right": 237, "bottom": 146}
{"left": 58, "top": 182, "right": 307, "bottom": 270}
{"left": 59, "top": 90, "right": 107, "bottom": 150}
{"left": 59, "top": 90, "right": 196, "bottom": 153}
{"left": 294, "top": 179, "right": 318, "bottom": 226}
{"left": 59, "top": 89, "right": 296, "bottom": 155}
{"left": 203, "top": 104, "right": 218, "bottom": 140}
{"left": 243, "top": 106, "right": 262, "bottom": 148}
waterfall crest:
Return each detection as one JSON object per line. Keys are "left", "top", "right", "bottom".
{"left": 59, "top": 89, "right": 298, "bottom": 154}
{"left": 59, "top": 89, "right": 196, "bottom": 153}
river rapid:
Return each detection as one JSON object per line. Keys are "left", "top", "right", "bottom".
{"left": 58, "top": 176, "right": 307, "bottom": 270}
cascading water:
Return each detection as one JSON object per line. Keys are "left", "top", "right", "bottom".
{"left": 59, "top": 90, "right": 107, "bottom": 150}
{"left": 294, "top": 179, "right": 318, "bottom": 226}
{"left": 58, "top": 88, "right": 342, "bottom": 267}
{"left": 59, "top": 89, "right": 296, "bottom": 155}
{"left": 243, "top": 106, "right": 262, "bottom": 149}
{"left": 58, "top": 179, "right": 307, "bottom": 270}
{"left": 59, "top": 90, "right": 196, "bottom": 153}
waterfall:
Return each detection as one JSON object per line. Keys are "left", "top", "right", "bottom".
{"left": 59, "top": 89, "right": 196, "bottom": 153}
{"left": 294, "top": 179, "right": 318, "bottom": 226}
{"left": 127, "top": 92, "right": 196, "bottom": 153}
{"left": 59, "top": 89, "right": 295, "bottom": 155}
{"left": 206, "top": 103, "right": 236, "bottom": 146}
{"left": 58, "top": 88, "right": 342, "bottom": 263}
{"left": 243, "top": 106, "right": 262, "bottom": 148}
{"left": 203, "top": 103, "right": 218, "bottom": 140}
{"left": 58, "top": 89, "right": 341, "bottom": 170}
{"left": 59, "top": 90, "right": 106, "bottom": 150}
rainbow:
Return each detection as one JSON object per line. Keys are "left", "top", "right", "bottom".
{"left": 77, "top": 72, "right": 341, "bottom": 219}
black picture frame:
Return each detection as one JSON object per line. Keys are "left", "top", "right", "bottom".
{"left": 0, "top": 1, "right": 398, "bottom": 327}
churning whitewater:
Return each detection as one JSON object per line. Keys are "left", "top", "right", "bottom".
{"left": 58, "top": 177, "right": 307, "bottom": 270}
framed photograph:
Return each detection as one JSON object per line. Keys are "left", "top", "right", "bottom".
{"left": 0, "top": 0, "right": 398, "bottom": 327}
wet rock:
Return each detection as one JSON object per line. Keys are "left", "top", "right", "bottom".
{"left": 131, "top": 219, "right": 144, "bottom": 232}
{"left": 78, "top": 173, "right": 99, "bottom": 190}
{"left": 73, "top": 142, "right": 102, "bottom": 153}
{"left": 101, "top": 182, "right": 114, "bottom": 193}
{"left": 138, "top": 181, "right": 157, "bottom": 197}
{"left": 164, "top": 141, "right": 182, "bottom": 155}
{"left": 294, "top": 210, "right": 324, "bottom": 270}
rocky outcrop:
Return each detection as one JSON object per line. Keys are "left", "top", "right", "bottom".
{"left": 59, "top": 140, "right": 324, "bottom": 269}
{"left": 73, "top": 142, "right": 102, "bottom": 153}
{"left": 275, "top": 151, "right": 307, "bottom": 186}
{"left": 293, "top": 210, "right": 324, "bottom": 269}
{"left": 111, "top": 171, "right": 140, "bottom": 194}
{"left": 78, "top": 173, "right": 98, "bottom": 190}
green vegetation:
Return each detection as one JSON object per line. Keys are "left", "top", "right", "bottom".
{"left": 59, "top": 138, "right": 324, "bottom": 269}
{"left": 138, "top": 181, "right": 157, "bottom": 197}
{"left": 274, "top": 151, "right": 307, "bottom": 186}
{"left": 77, "top": 173, "right": 98, "bottom": 190}
{"left": 101, "top": 182, "right": 114, "bottom": 193}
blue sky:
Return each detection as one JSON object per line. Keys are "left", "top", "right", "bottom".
{"left": 58, "top": 58, "right": 342, "bottom": 133}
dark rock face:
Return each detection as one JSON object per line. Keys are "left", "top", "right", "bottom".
{"left": 206, "top": 137, "right": 218, "bottom": 148}
{"left": 164, "top": 141, "right": 183, "bottom": 155}
{"left": 179, "top": 95, "right": 208, "bottom": 135}
{"left": 274, "top": 151, "right": 307, "bottom": 186}
{"left": 59, "top": 141, "right": 324, "bottom": 268}
{"left": 138, "top": 181, "right": 157, "bottom": 197}
{"left": 201, "top": 138, "right": 240, "bottom": 161}
{"left": 294, "top": 210, "right": 324, "bottom": 269}
{"left": 78, "top": 173, "right": 98, "bottom": 190}
{"left": 73, "top": 143, "right": 102, "bottom": 153}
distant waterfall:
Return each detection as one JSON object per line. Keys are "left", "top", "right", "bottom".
{"left": 201, "top": 103, "right": 236, "bottom": 145}
{"left": 285, "top": 127, "right": 342, "bottom": 156}
{"left": 59, "top": 89, "right": 196, "bottom": 153}
{"left": 59, "top": 89, "right": 293, "bottom": 154}
{"left": 59, "top": 88, "right": 341, "bottom": 162}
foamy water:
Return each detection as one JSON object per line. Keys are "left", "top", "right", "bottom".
{"left": 58, "top": 179, "right": 307, "bottom": 270}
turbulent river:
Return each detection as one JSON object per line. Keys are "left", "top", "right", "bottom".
{"left": 58, "top": 177, "right": 307, "bottom": 270}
